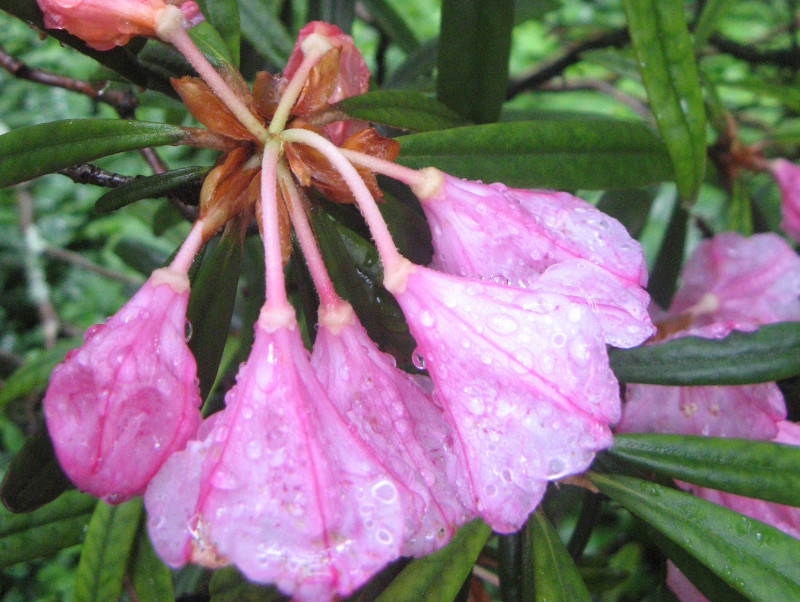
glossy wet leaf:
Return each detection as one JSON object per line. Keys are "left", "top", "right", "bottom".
{"left": 622, "top": 0, "right": 707, "bottom": 202}
{"left": 0, "top": 490, "right": 95, "bottom": 567}
{"left": 74, "top": 499, "right": 143, "bottom": 602}
{"left": 609, "top": 434, "right": 800, "bottom": 506}
{"left": 437, "top": 0, "right": 513, "bottom": 123}
{"left": 529, "top": 509, "right": 591, "bottom": 602}
{"left": 396, "top": 119, "right": 673, "bottom": 189}
{"left": 0, "top": 119, "right": 190, "bottom": 188}
{"left": 129, "top": 524, "right": 174, "bottom": 602}
{"left": 375, "top": 520, "right": 491, "bottom": 602}
{"left": 590, "top": 473, "right": 800, "bottom": 601}
{"left": 0, "top": 337, "right": 80, "bottom": 408}
{"left": 608, "top": 322, "right": 800, "bottom": 385}
{"left": 336, "top": 91, "right": 467, "bottom": 132}
{"left": 95, "top": 166, "right": 208, "bottom": 214}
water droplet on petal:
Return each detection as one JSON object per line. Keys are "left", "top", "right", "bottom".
{"left": 184, "top": 320, "right": 193, "bottom": 342}
{"left": 372, "top": 480, "right": 398, "bottom": 504}
{"left": 412, "top": 351, "right": 426, "bottom": 370}
{"left": 420, "top": 310, "right": 435, "bottom": 327}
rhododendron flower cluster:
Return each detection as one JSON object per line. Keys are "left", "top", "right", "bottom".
{"left": 38, "top": 7, "right": 655, "bottom": 600}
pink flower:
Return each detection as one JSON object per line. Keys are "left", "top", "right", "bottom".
{"left": 37, "top": 0, "right": 201, "bottom": 50}
{"left": 413, "top": 169, "right": 654, "bottom": 348}
{"left": 769, "top": 159, "right": 800, "bottom": 244}
{"left": 385, "top": 261, "right": 620, "bottom": 532}
{"left": 43, "top": 267, "right": 202, "bottom": 503}
{"left": 311, "top": 305, "right": 472, "bottom": 556}
{"left": 145, "top": 309, "right": 420, "bottom": 601}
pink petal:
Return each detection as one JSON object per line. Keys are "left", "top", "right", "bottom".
{"left": 669, "top": 232, "right": 800, "bottom": 326}
{"left": 146, "top": 316, "right": 418, "bottom": 601}
{"left": 667, "top": 563, "right": 709, "bottom": 602}
{"left": 44, "top": 268, "right": 201, "bottom": 503}
{"left": 391, "top": 265, "right": 620, "bottom": 532}
{"left": 769, "top": 159, "right": 800, "bottom": 243}
{"left": 311, "top": 312, "right": 472, "bottom": 556}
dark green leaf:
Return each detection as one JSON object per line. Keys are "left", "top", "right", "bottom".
{"left": 238, "top": 0, "right": 294, "bottom": 68}
{"left": 590, "top": 473, "right": 800, "bottom": 601}
{"left": 113, "top": 238, "right": 170, "bottom": 275}
{"left": 375, "top": 520, "right": 491, "bottom": 602}
{"left": 0, "top": 490, "right": 95, "bottom": 567}
{"left": 498, "top": 532, "right": 524, "bottom": 602}
{"left": 609, "top": 322, "right": 800, "bottom": 385}
{"left": 95, "top": 166, "right": 208, "bottom": 214}
{"left": 529, "top": 509, "right": 591, "bottom": 602}
{"left": 129, "top": 525, "right": 174, "bottom": 602}
{"left": 385, "top": 38, "right": 438, "bottom": 89}
{"left": 309, "top": 0, "right": 355, "bottom": 32}
{"left": 74, "top": 499, "right": 144, "bottom": 602}
{"left": 336, "top": 91, "right": 467, "bottom": 132}
{"left": 595, "top": 188, "right": 657, "bottom": 239}
{"left": 693, "top": 0, "right": 733, "bottom": 48}
{"left": 209, "top": 566, "right": 285, "bottom": 601}
{"left": 195, "top": 0, "right": 241, "bottom": 66}
{"left": 0, "top": 337, "right": 80, "bottom": 408}
{"left": 622, "top": 0, "right": 707, "bottom": 201}
{"left": 646, "top": 199, "right": 687, "bottom": 309}
{"left": 188, "top": 21, "right": 236, "bottom": 70}
{"left": 0, "top": 119, "right": 190, "bottom": 188}
{"left": 610, "top": 434, "right": 800, "bottom": 506}
{"left": 437, "top": 0, "right": 513, "bottom": 123}
{"left": 360, "top": 0, "right": 419, "bottom": 53}
{"left": 514, "top": 0, "right": 559, "bottom": 23}
{"left": 188, "top": 224, "right": 243, "bottom": 403}
{"left": 397, "top": 120, "right": 673, "bottom": 189}
{"left": 0, "top": 424, "right": 74, "bottom": 513}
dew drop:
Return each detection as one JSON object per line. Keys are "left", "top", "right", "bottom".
{"left": 184, "top": 320, "right": 193, "bottom": 342}
{"left": 376, "top": 529, "right": 393, "bottom": 545}
{"left": 547, "top": 458, "right": 565, "bottom": 477}
{"left": 412, "top": 351, "right": 426, "bottom": 370}
{"left": 372, "top": 480, "right": 398, "bottom": 504}
{"left": 246, "top": 440, "right": 261, "bottom": 459}
{"left": 420, "top": 310, "right": 436, "bottom": 327}
{"left": 487, "top": 313, "right": 518, "bottom": 335}
{"left": 485, "top": 484, "right": 498, "bottom": 497}
{"left": 551, "top": 333, "right": 566, "bottom": 347}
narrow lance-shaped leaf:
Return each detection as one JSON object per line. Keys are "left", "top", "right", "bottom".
{"left": 622, "top": 0, "right": 707, "bottom": 202}
{"left": 609, "top": 434, "right": 800, "bottom": 506}
{"left": 0, "top": 490, "right": 96, "bottom": 567}
{"left": 693, "top": 0, "right": 734, "bottom": 48}
{"left": 437, "top": 0, "right": 513, "bottom": 123}
{"left": 375, "top": 520, "right": 492, "bottom": 602}
{"left": 646, "top": 198, "right": 687, "bottom": 309}
{"left": 589, "top": 473, "right": 800, "bottom": 601}
{"left": 360, "top": 0, "right": 420, "bottom": 53}
{"left": 95, "top": 166, "right": 208, "bottom": 214}
{"left": 529, "top": 509, "right": 591, "bottom": 602}
{"left": 336, "top": 91, "right": 468, "bottom": 132}
{"left": 195, "top": 0, "right": 241, "bottom": 66}
{"left": 608, "top": 322, "right": 800, "bottom": 385}
{"left": 397, "top": 119, "right": 673, "bottom": 189}
{"left": 0, "top": 120, "right": 192, "bottom": 188}
{"left": 129, "top": 523, "right": 174, "bottom": 602}
{"left": 74, "top": 499, "right": 144, "bottom": 602}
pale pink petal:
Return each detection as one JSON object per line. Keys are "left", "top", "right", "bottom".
{"left": 391, "top": 265, "right": 619, "bottom": 532}
{"left": 669, "top": 232, "right": 800, "bottom": 326}
{"left": 44, "top": 268, "right": 201, "bottom": 503}
{"left": 311, "top": 312, "right": 472, "bottom": 556}
{"left": 667, "top": 563, "right": 709, "bottom": 602}
{"left": 769, "top": 159, "right": 800, "bottom": 243}
{"left": 146, "top": 316, "right": 418, "bottom": 601}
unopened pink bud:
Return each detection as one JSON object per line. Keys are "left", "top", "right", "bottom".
{"left": 44, "top": 268, "right": 201, "bottom": 503}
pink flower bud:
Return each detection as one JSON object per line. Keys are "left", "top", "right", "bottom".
{"left": 769, "top": 159, "right": 800, "bottom": 243}
{"left": 44, "top": 268, "right": 202, "bottom": 503}
{"left": 311, "top": 308, "right": 472, "bottom": 556}
{"left": 414, "top": 170, "right": 654, "bottom": 348}
{"left": 145, "top": 314, "right": 419, "bottom": 601}
{"left": 388, "top": 263, "right": 620, "bottom": 532}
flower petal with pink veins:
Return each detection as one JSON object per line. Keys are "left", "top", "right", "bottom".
{"left": 669, "top": 232, "right": 800, "bottom": 326}
{"left": 391, "top": 265, "right": 620, "bottom": 532}
{"left": 145, "top": 316, "right": 419, "bottom": 601}
{"left": 769, "top": 159, "right": 800, "bottom": 243}
{"left": 44, "top": 268, "right": 201, "bottom": 503}
{"left": 418, "top": 171, "right": 648, "bottom": 290}
{"left": 311, "top": 313, "right": 472, "bottom": 556}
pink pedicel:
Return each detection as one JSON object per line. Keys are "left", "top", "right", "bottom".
{"left": 36, "top": 0, "right": 201, "bottom": 50}
{"left": 311, "top": 308, "right": 472, "bottom": 556}
{"left": 145, "top": 310, "right": 420, "bottom": 601}
{"left": 388, "top": 263, "right": 619, "bottom": 532}
{"left": 43, "top": 268, "right": 201, "bottom": 503}
{"left": 769, "top": 159, "right": 800, "bottom": 244}
{"left": 416, "top": 170, "right": 654, "bottom": 348}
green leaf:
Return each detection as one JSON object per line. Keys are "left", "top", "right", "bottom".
{"left": 95, "top": 166, "right": 208, "bottom": 214}
{"left": 609, "top": 434, "right": 800, "bottom": 506}
{"left": 693, "top": 0, "right": 733, "bottom": 48}
{"left": 595, "top": 188, "right": 657, "bottom": 239}
{"left": 437, "top": 0, "right": 513, "bottom": 123}
{"left": 195, "top": 0, "right": 241, "bottom": 66}
{"left": 397, "top": 120, "right": 673, "bottom": 189}
{"left": 622, "top": 0, "right": 707, "bottom": 202}
{"left": 0, "top": 424, "right": 74, "bottom": 513}
{"left": 528, "top": 510, "right": 591, "bottom": 601}
{"left": 646, "top": 199, "right": 687, "bottom": 309}
{"left": 360, "top": 0, "right": 420, "bottom": 53}
{"left": 74, "top": 499, "right": 144, "bottom": 602}
{"left": 238, "top": 0, "right": 294, "bottom": 68}
{"left": 0, "top": 119, "right": 190, "bottom": 188}
{"left": 608, "top": 322, "right": 800, "bottom": 385}
{"left": 188, "top": 224, "right": 243, "bottom": 403}
{"left": 188, "top": 21, "right": 236, "bottom": 70}
{"left": 514, "top": 0, "right": 559, "bottom": 23}
{"left": 589, "top": 473, "right": 800, "bottom": 601}
{"left": 336, "top": 91, "right": 467, "bottom": 132}
{"left": 376, "top": 520, "right": 491, "bottom": 602}
{"left": 0, "top": 337, "right": 80, "bottom": 408}
{"left": 0, "top": 490, "right": 96, "bottom": 567}
{"left": 129, "top": 525, "right": 174, "bottom": 602}
{"left": 209, "top": 566, "right": 285, "bottom": 601}
{"left": 385, "top": 38, "right": 438, "bottom": 89}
